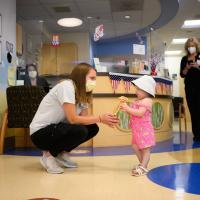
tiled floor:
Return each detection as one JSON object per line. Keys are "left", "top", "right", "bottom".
{"left": 0, "top": 121, "right": 200, "bottom": 200}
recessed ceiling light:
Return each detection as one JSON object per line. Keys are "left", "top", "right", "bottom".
{"left": 124, "top": 15, "right": 131, "bottom": 19}
{"left": 87, "top": 16, "right": 93, "bottom": 19}
{"left": 57, "top": 18, "right": 83, "bottom": 27}
{"left": 172, "top": 38, "right": 188, "bottom": 44}
{"left": 39, "top": 20, "right": 44, "bottom": 23}
{"left": 182, "top": 19, "right": 200, "bottom": 28}
{"left": 165, "top": 50, "right": 182, "bottom": 55}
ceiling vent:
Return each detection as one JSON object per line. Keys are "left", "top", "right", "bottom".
{"left": 53, "top": 6, "right": 71, "bottom": 13}
{"left": 110, "top": 0, "right": 144, "bottom": 12}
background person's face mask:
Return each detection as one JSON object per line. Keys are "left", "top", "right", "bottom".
{"left": 28, "top": 71, "right": 37, "bottom": 79}
{"left": 188, "top": 47, "right": 196, "bottom": 54}
{"left": 86, "top": 80, "right": 96, "bottom": 92}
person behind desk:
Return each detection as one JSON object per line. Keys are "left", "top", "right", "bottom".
{"left": 24, "top": 63, "right": 49, "bottom": 93}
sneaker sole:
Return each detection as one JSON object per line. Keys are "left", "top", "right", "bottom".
{"left": 56, "top": 158, "right": 78, "bottom": 168}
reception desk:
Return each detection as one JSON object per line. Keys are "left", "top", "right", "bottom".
{"left": 91, "top": 72, "right": 173, "bottom": 147}
{"left": 11, "top": 72, "right": 173, "bottom": 148}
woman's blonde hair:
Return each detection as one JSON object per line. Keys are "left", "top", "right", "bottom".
{"left": 69, "top": 63, "right": 96, "bottom": 104}
{"left": 185, "top": 37, "right": 200, "bottom": 54}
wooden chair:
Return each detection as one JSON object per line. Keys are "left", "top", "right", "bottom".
{"left": 0, "top": 86, "right": 46, "bottom": 154}
{"left": 172, "top": 97, "right": 187, "bottom": 141}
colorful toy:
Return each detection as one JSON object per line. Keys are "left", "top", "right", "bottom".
{"left": 114, "top": 96, "right": 129, "bottom": 115}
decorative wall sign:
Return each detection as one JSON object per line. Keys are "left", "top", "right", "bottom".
{"left": 133, "top": 44, "right": 145, "bottom": 55}
{"left": 6, "top": 41, "right": 14, "bottom": 53}
{"left": 94, "top": 24, "right": 104, "bottom": 42}
{"left": 152, "top": 102, "right": 164, "bottom": 129}
{"left": 116, "top": 102, "right": 131, "bottom": 132}
{"left": 116, "top": 101, "right": 165, "bottom": 132}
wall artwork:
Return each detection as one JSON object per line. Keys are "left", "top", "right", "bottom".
{"left": 0, "top": 14, "right": 1, "bottom": 37}
{"left": 115, "top": 101, "right": 165, "bottom": 132}
{"left": 152, "top": 102, "right": 164, "bottom": 129}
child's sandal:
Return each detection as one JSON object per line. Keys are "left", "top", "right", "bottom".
{"left": 132, "top": 164, "right": 141, "bottom": 174}
{"left": 132, "top": 165, "right": 149, "bottom": 176}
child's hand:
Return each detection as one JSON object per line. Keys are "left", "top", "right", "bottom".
{"left": 119, "top": 103, "right": 129, "bottom": 112}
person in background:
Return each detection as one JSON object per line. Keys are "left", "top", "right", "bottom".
{"left": 119, "top": 75, "right": 156, "bottom": 176}
{"left": 30, "top": 63, "right": 119, "bottom": 174}
{"left": 180, "top": 37, "right": 200, "bottom": 141}
{"left": 24, "top": 63, "right": 49, "bottom": 93}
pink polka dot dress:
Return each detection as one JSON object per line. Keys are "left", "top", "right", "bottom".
{"left": 130, "top": 101, "right": 155, "bottom": 149}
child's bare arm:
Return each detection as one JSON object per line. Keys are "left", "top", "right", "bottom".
{"left": 120, "top": 103, "right": 147, "bottom": 116}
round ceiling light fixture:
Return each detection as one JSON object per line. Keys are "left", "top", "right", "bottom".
{"left": 57, "top": 18, "right": 83, "bottom": 27}
{"left": 124, "top": 15, "right": 131, "bottom": 19}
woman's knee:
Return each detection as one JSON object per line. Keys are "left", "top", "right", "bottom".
{"left": 87, "top": 123, "right": 99, "bottom": 136}
{"left": 93, "top": 123, "right": 99, "bottom": 134}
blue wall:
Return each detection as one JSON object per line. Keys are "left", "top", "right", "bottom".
{"left": 91, "top": 36, "right": 147, "bottom": 58}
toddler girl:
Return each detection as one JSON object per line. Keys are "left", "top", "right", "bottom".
{"left": 120, "top": 75, "right": 156, "bottom": 176}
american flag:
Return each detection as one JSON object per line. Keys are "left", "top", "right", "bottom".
{"left": 109, "top": 74, "right": 122, "bottom": 92}
{"left": 122, "top": 76, "right": 134, "bottom": 93}
{"left": 51, "top": 34, "right": 60, "bottom": 47}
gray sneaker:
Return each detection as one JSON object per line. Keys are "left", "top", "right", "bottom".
{"left": 56, "top": 153, "right": 78, "bottom": 168}
{"left": 40, "top": 156, "right": 64, "bottom": 174}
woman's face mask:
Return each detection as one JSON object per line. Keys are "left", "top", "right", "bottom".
{"left": 188, "top": 46, "right": 196, "bottom": 54}
{"left": 86, "top": 80, "right": 96, "bottom": 92}
{"left": 28, "top": 70, "right": 37, "bottom": 79}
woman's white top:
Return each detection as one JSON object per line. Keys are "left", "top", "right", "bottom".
{"left": 30, "top": 80, "right": 88, "bottom": 135}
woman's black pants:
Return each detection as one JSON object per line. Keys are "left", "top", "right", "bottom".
{"left": 31, "top": 123, "right": 99, "bottom": 157}
{"left": 185, "top": 85, "right": 200, "bottom": 140}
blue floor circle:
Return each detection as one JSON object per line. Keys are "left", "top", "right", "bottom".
{"left": 147, "top": 163, "right": 200, "bottom": 195}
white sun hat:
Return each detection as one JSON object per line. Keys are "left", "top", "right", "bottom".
{"left": 131, "top": 75, "right": 156, "bottom": 97}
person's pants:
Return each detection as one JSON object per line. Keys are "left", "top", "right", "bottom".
{"left": 185, "top": 85, "right": 200, "bottom": 139}
{"left": 31, "top": 123, "right": 99, "bottom": 157}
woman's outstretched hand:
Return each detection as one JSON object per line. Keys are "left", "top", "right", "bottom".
{"left": 100, "top": 113, "right": 119, "bottom": 128}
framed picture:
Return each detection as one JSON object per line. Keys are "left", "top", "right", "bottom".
{"left": 0, "top": 14, "right": 1, "bottom": 37}
{"left": 0, "top": 41, "right": 2, "bottom": 64}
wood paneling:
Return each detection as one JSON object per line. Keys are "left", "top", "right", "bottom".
{"left": 39, "top": 43, "right": 78, "bottom": 75}
{"left": 39, "top": 44, "right": 57, "bottom": 75}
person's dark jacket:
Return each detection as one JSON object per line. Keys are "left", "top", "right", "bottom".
{"left": 180, "top": 52, "right": 200, "bottom": 86}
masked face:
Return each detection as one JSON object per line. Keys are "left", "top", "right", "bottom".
{"left": 188, "top": 46, "right": 196, "bottom": 54}
{"left": 86, "top": 80, "right": 96, "bottom": 92}
{"left": 28, "top": 70, "right": 37, "bottom": 79}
